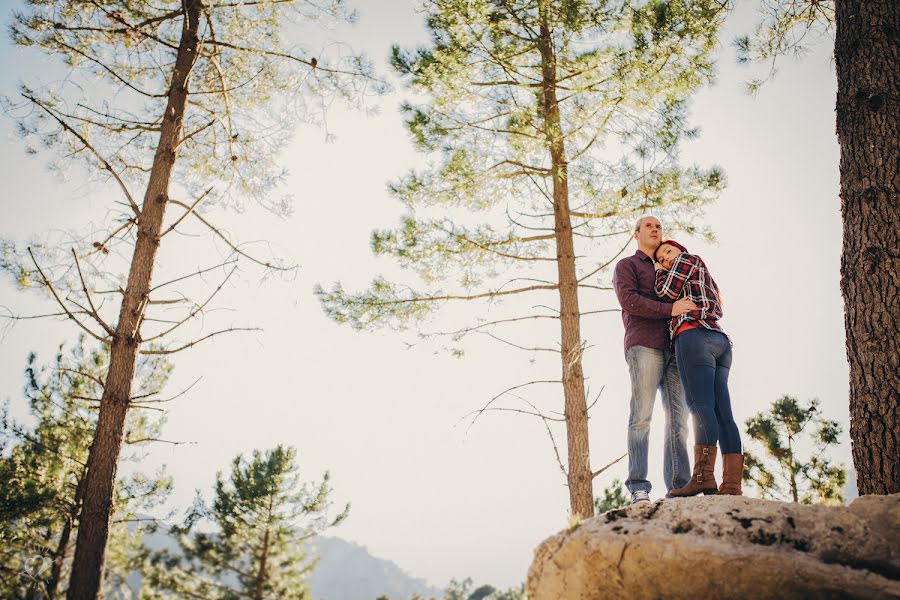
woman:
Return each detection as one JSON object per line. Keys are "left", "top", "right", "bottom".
{"left": 654, "top": 239, "right": 743, "bottom": 496}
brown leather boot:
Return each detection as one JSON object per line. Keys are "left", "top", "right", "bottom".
{"left": 718, "top": 453, "right": 744, "bottom": 495}
{"left": 669, "top": 444, "right": 718, "bottom": 497}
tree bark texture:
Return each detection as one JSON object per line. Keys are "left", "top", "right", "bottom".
{"left": 66, "top": 3, "right": 202, "bottom": 598}
{"left": 537, "top": 8, "right": 594, "bottom": 519}
{"left": 834, "top": 0, "right": 900, "bottom": 495}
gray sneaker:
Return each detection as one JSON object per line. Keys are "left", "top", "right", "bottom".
{"left": 630, "top": 490, "right": 651, "bottom": 504}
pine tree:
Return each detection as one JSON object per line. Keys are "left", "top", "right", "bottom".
{"left": 0, "top": 338, "right": 172, "bottom": 599}
{"left": 594, "top": 478, "right": 629, "bottom": 513}
{"left": 2, "top": 2, "right": 382, "bottom": 596}
{"left": 317, "top": 0, "right": 726, "bottom": 518}
{"left": 743, "top": 395, "right": 846, "bottom": 505}
{"left": 142, "top": 445, "right": 348, "bottom": 600}
{"left": 735, "top": 0, "right": 899, "bottom": 496}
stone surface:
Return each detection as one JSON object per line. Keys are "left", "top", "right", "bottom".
{"left": 527, "top": 494, "right": 899, "bottom": 599}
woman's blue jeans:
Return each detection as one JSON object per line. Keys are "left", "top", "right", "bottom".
{"left": 673, "top": 328, "right": 742, "bottom": 454}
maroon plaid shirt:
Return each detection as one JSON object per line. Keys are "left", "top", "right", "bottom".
{"left": 613, "top": 251, "right": 674, "bottom": 352}
{"left": 654, "top": 253, "right": 725, "bottom": 341}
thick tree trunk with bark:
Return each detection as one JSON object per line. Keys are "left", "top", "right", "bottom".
{"left": 66, "top": 3, "right": 202, "bottom": 598}
{"left": 834, "top": 0, "right": 900, "bottom": 495}
{"left": 537, "top": 10, "right": 594, "bottom": 519}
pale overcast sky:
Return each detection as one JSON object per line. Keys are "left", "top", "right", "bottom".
{"left": 0, "top": 1, "right": 846, "bottom": 591}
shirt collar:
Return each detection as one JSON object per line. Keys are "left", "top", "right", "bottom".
{"left": 634, "top": 249, "right": 654, "bottom": 262}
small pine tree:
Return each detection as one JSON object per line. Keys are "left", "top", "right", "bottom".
{"left": 143, "top": 445, "right": 348, "bottom": 600}
{"left": 743, "top": 395, "right": 846, "bottom": 505}
{"left": 594, "top": 479, "right": 630, "bottom": 513}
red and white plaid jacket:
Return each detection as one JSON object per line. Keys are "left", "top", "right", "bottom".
{"left": 654, "top": 253, "right": 725, "bottom": 341}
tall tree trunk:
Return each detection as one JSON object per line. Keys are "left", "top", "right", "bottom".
{"left": 66, "top": 3, "right": 202, "bottom": 598}
{"left": 834, "top": 1, "right": 900, "bottom": 495}
{"left": 537, "top": 7, "right": 594, "bottom": 519}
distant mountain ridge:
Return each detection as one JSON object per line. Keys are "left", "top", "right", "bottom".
{"left": 133, "top": 527, "right": 440, "bottom": 600}
{"left": 309, "top": 536, "right": 441, "bottom": 600}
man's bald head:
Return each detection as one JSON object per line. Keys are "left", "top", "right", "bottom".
{"left": 633, "top": 215, "right": 662, "bottom": 254}
{"left": 634, "top": 215, "right": 661, "bottom": 233}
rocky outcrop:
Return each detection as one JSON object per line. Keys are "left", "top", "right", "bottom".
{"left": 527, "top": 494, "right": 899, "bottom": 599}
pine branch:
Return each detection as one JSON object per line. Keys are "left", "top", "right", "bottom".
{"left": 27, "top": 248, "right": 110, "bottom": 345}
{"left": 23, "top": 94, "right": 141, "bottom": 216}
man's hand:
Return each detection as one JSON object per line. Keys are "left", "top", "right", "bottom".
{"left": 671, "top": 298, "right": 698, "bottom": 316}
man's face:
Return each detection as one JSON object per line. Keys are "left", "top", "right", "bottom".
{"left": 634, "top": 217, "right": 662, "bottom": 249}
{"left": 657, "top": 243, "right": 682, "bottom": 270}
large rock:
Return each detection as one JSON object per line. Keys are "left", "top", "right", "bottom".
{"left": 527, "top": 494, "right": 899, "bottom": 599}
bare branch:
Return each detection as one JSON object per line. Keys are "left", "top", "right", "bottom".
{"left": 577, "top": 236, "right": 633, "bottom": 283}
{"left": 467, "top": 405, "right": 565, "bottom": 422}
{"left": 23, "top": 94, "right": 141, "bottom": 216}
{"left": 476, "top": 331, "right": 558, "bottom": 353}
{"left": 131, "top": 377, "right": 202, "bottom": 405}
{"left": 357, "top": 282, "right": 560, "bottom": 308}
{"left": 87, "top": 217, "right": 137, "bottom": 258}
{"left": 166, "top": 199, "right": 293, "bottom": 271}
{"left": 201, "top": 38, "right": 380, "bottom": 81}
{"left": 591, "top": 453, "right": 626, "bottom": 479}
{"left": 57, "top": 367, "right": 105, "bottom": 389}
{"left": 149, "top": 258, "right": 238, "bottom": 293}
{"left": 71, "top": 249, "right": 115, "bottom": 336}
{"left": 142, "top": 266, "right": 237, "bottom": 342}
{"left": 580, "top": 309, "right": 620, "bottom": 317}
{"left": 425, "top": 313, "right": 557, "bottom": 338}
{"left": 468, "top": 379, "right": 562, "bottom": 429}
{"left": 160, "top": 186, "right": 214, "bottom": 238}
{"left": 27, "top": 248, "right": 110, "bottom": 345}
{"left": 140, "top": 326, "right": 260, "bottom": 355}
{"left": 538, "top": 404, "right": 568, "bottom": 479}
{"left": 124, "top": 437, "right": 194, "bottom": 446}
{"left": 586, "top": 385, "right": 606, "bottom": 412}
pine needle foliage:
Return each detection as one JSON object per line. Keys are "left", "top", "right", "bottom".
{"left": 142, "top": 445, "right": 348, "bottom": 600}
{"left": 743, "top": 395, "right": 846, "bottom": 505}
{"left": 317, "top": 0, "right": 728, "bottom": 518}
{"left": 319, "top": 0, "right": 728, "bottom": 330}
{"left": 0, "top": 338, "right": 173, "bottom": 599}
{"left": 733, "top": 0, "right": 834, "bottom": 94}
{"left": 594, "top": 478, "right": 629, "bottom": 513}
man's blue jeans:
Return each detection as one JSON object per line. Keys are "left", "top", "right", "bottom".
{"left": 625, "top": 345, "right": 691, "bottom": 495}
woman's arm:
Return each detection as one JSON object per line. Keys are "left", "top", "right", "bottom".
{"left": 655, "top": 254, "right": 698, "bottom": 299}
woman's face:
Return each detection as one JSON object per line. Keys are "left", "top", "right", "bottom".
{"left": 657, "top": 243, "right": 682, "bottom": 270}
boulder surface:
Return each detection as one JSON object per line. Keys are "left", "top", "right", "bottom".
{"left": 527, "top": 494, "right": 899, "bottom": 599}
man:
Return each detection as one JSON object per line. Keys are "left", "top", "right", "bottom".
{"left": 613, "top": 216, "right": 695, "bottom": 504}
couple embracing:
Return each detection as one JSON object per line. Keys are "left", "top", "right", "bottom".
{"left": 612, "top": 215, "right": 743, "bottom": 504}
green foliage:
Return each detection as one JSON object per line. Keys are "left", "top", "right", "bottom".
{"left": 0, "top": 338, "right": 173, "bottom": 599}
{"left": 7, "top": 0, "right": 382, "bottom": 216}
{"left": 1, "top": 0, "right": 385, "bottom": 317}
{"left": 733, "top": 1, "right": 834, "bottom": 93}
{"left": 594, "top": 478, "right": 629, "bottom": 513}
{"left": 320, "top": 0, "right": 727, "bottom": 332}
{"left": 743, "top": 395, "right": 846, "bottom": 505}
{"left": 376, "top": 578, "right": 524, "bottom": 600}
{"left": 142, "top": 445, "right": 348, "bottom": 599}
{"left": 443, "top": 578, "right": 525, "bottom": 600}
